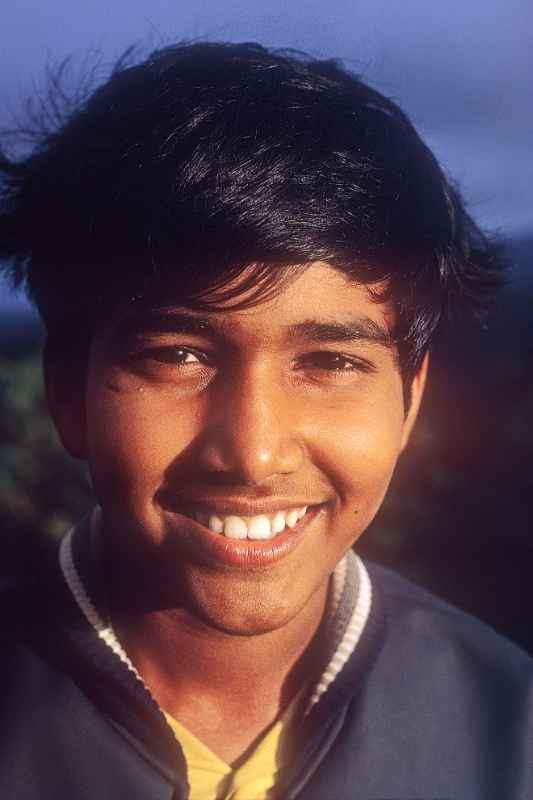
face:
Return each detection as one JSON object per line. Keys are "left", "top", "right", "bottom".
{"left": 48, "top": 262, "right": 427, "bottom": 635}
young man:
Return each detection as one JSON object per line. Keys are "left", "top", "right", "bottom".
{"left": 1, "top": 41, "right": 531, "bottom": 799}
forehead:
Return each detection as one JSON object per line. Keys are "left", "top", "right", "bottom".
{"left": 107, "top": 262, "right": 395, "bottom": 345}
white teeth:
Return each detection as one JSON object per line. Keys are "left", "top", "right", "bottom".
{"left": 286, "top": 509, "right": 299, "bottom": 528}
{"left": 223, "top": 516, "right": 248, "bottom": 540}
{"left": 208, "top": 514, "right": 224, "bottom": 534}
{"left": 247, "top": 515, "right": 273, "bottom": 540}
{"left": 191, "top": 506, "right": 310, "bottom": 539}
{"left": 271, "top": 512, "right": 286, "bottom": 534}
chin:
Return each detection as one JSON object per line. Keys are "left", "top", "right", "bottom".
{"left": 188, "top": 583, "right": 306, "bottom": 637}
{"left": 197, "top": 612, "right": 286, "bottom": 637}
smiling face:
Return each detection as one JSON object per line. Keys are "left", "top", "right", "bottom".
{"left": 48, "top": 262, "right": 427, "bottom": 635}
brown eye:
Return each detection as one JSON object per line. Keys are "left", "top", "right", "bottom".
{"left": 298, "top": 352, "right": 364, "bottom": 372}
{"left": 146, "top": 347, "right": 205, "bottom": 365}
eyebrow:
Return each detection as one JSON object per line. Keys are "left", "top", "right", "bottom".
{"left": 119, "top": 309, "right": 394, "bottom": 349}
{"left": 286, "top": 319, "right": 394, "bottom": 348}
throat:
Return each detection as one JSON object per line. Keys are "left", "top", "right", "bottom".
{"left": 111, "top": 591, "right": 328, "bottom": 751}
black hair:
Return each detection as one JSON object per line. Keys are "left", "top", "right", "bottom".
{"left": 0, "top": 40, "right": 504, "bottom": 405}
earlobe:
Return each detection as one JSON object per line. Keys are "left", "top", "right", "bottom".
{"left": 43, "top": 346, "right": 88, "bottom": 460}
{"left": 400, "top": 352, "right": 429, "bottom": 452}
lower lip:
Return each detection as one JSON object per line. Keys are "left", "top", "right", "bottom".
{"left": 168, "top": 505, "right": 325, "bottom": 568}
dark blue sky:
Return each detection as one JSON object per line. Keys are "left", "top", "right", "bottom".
{"left": 1, "top": 0, "right": 532, "bottom": 309}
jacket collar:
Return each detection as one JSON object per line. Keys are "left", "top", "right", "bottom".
{"left": 27, "top": 511, "right": 386, "bottom": 797}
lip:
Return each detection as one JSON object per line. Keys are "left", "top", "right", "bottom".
{"left": 160, "top": 493, "right": 324, "bottom": 518}
{"left": 165, "top": 503, "right": 326, "bottom": 568}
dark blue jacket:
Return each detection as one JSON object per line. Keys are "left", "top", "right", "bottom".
{"left": 1, "top": 525, "right": 532, "bottom": 799}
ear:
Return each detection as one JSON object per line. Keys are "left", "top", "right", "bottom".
{"left": 43, "top": 344, "right": 88, "bottom": 460}
{"left": 400, "top": 351, "right": 429, "bottom": 452}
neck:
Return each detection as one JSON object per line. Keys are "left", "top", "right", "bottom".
{"left": 110, "top": 581, "right": 329, "bottom": 720}
{"left": 107, "top": 573, "right": 329, "bottom": 764}
{"left": 91, "top": 509, "right": 332, "bottom": 761}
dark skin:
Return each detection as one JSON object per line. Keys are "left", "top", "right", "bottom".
{"left": 109, "top": 579, "right": 329, "bottom": 763}
{"left": 47, "top": 262, "right": 427, "bottom": 764}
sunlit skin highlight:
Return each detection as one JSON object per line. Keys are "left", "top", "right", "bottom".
{"left": 46, "top": 261, "right": 427, "bottom": 763}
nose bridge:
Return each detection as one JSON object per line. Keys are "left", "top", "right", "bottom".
{"left": 235, "top": 362, "right": 282, "bottom": 461}
{"left": 203, "top": 359, "right": 303, "bottom": 481}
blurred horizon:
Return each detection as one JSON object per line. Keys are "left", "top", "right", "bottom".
{"left": 2, "top": 231, "right": 532, "bottom": 316}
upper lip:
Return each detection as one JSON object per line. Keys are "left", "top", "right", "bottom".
{"left": 162, "top": 497, "right": 325, "bottom": 517}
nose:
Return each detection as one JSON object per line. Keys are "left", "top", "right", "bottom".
{"left": 196, "top": 363, "right": 305, "bottom": 484}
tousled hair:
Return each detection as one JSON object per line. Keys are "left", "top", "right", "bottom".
{"left": 0, "top": 41, "right": 505, "bottom": 403}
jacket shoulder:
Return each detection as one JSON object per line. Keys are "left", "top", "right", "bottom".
{"left": 366, "top": 560, "right": 533, "bottom": 671}
{"left": 303, "top": 563, "right": 533, "bottom": 799}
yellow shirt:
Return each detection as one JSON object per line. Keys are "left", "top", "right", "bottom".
{"left": 164, "top": 689, "right": 305, "bottom": 800}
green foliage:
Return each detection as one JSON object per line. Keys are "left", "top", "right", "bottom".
{"left": 0, "top": 352, "right": 93, "bottom": 543}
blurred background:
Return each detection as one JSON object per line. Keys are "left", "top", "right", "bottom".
{"left": 1, "top": 0, "right": 532, "bottom": 650}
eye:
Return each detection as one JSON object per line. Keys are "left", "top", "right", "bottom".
{"left": 296, "top": 351, "right": 372, "bottom": 373}
{"left": 131, "top": 345, "right": 210, "bottom": 367}
{"left": 151, "top": 347, "right": 204, "bottom": 365}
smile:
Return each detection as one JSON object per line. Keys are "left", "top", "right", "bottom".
{"left": 185, "top": 506, "right": 308, "bottom": 540}
{"left": 164, "top": 502, "right": 326, "bottom": 568}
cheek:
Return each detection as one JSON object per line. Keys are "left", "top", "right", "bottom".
{"left": 84, "top": 383, "right": 199, "bottom": 507}
{"left": 315, "top": 387, "right": 406, "bottom": 511}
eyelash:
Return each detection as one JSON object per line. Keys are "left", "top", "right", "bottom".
{"left": 295, "top": 351, "right": 372, "bottom": 374}
{"left": 143, "top": 347, "right": 208, "bottom": 365}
